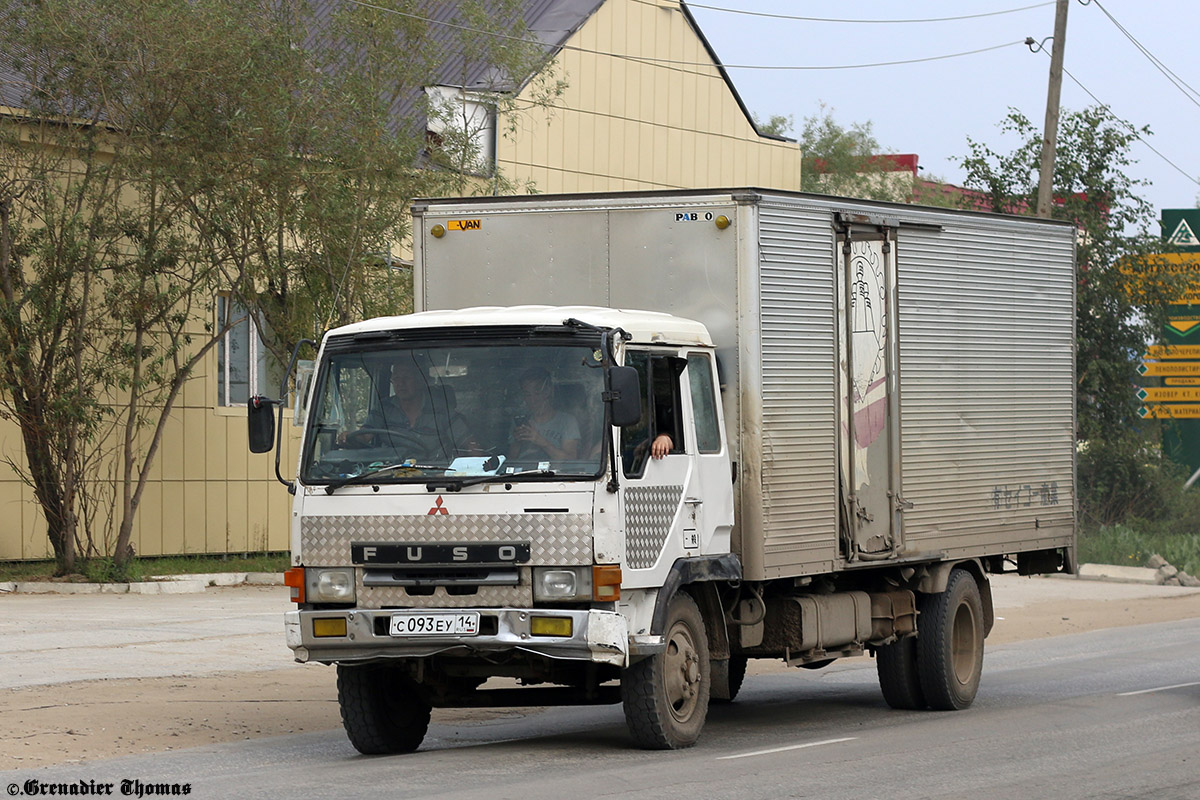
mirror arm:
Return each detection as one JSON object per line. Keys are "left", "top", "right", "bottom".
{"left": 272, "top": 338, "right": 318, "bottom": 493}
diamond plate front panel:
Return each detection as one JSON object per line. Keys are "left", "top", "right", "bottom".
{"left": 301, "top": 514, "right": 593, "bottom": 566}
{"left": 625, "top": 485, "right": 682, "bottom": 569}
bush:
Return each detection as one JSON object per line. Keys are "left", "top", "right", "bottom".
{"left": 1079, "top": 524, "right": 1200, "bottom": 577}
{"left": 1077, "top": 433, "right": 1200, "bottom": 574}
{"left": 1077, "top": 435, "right": 1195, "bottom": 526}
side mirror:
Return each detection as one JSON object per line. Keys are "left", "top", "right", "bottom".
{"left": 607, "top": 366, "right": 643, "bottom": 428}
{"left": 248, "top": 396, "right": 277, "bottom": 453}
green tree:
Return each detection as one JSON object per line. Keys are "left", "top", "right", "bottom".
{"left": 797, "top": 105, "right": 910, "bottom": 203}
{"left": 0, "top": 0, "right": 559, "bottom": 574}
{"left": 752, "top": 113, "right": 794, "bottom": 138}
{"left": 957, "top": 106, "right": 1178, "bottom": 444}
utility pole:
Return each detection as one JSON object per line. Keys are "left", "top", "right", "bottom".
{"left": 1036, "top": 0, "right": 1070, "bottom": 218}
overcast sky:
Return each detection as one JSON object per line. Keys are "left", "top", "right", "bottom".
{"left": 688, "top": 0, "right": 1200, "bottom": 220}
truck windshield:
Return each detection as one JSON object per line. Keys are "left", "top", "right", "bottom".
{"left": 301, "top": 340, "right": 607, "bottom": 485}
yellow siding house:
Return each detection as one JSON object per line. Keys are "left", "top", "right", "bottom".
{"left": 0, "top": 0, "right": 799, "bottom": 560}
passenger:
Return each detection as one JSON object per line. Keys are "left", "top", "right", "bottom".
{"left": 513, "top": 368, "right": 581, "bottom": 461}
{"left": 558, "top": 383, "right": 604, "bottom": 462}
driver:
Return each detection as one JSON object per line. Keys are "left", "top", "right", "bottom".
{"left": 345, "top": 359, "right": 473, "bottom": 459}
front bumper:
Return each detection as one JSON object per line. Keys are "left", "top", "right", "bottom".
{"left": 285, "top": 607, "right": 629, "bottom": 667}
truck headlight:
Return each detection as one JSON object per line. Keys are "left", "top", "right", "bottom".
{"left": 308, "top": 567, "right": 356, "bottom": 603}
{"left": 533, "top": 567, "right": 592, "bottom": 602}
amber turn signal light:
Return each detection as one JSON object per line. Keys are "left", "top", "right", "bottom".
{"left": 284, "top": 567, "right": 305, "bottom": 604}
{"left": 592, "top": 564, "right": 621, "bottom": 601}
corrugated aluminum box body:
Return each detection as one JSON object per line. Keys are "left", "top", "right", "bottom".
{"left": 412, "top": 189, "right": 1076, "bottom": 581}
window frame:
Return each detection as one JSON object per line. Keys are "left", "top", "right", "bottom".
{"left": 215, "top": 294, "right": 271, "bottom": 409}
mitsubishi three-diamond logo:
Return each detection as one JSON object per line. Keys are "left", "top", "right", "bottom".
{"left": 428, "top": 495, "right": 450, "bottom": 515}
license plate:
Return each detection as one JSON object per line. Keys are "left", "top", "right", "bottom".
{"left": 389, "top": 611, "right": 480, "bottom": 637}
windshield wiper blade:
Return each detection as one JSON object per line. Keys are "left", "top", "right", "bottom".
{"left": 426, "top": 469, "right": 557, "bottom": 492}
{"left": 325, "top": 462, "right": 446, "bottom": 494}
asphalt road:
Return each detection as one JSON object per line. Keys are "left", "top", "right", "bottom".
{"left": 6, "top": 616, "right": 1197, "bottom": 800}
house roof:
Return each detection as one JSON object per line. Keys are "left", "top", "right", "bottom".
{"left": 0, "top": 1, "right": 787, "bottom": 146}
{"left": 416, "top": 0, "right": 606, "bottom": 94}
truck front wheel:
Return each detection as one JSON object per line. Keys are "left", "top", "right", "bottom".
{"left": 337, "top": 664, "right": 431, "bottom": 754}
{"left": 621, "top": 592, "right": 711, "bottom": 749}
{"left": 916, "top": 569, "right": 985, "bottom": 710}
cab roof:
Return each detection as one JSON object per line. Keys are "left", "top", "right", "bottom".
{"left": 326, "top": 306, "right": 713, "bottom": 347}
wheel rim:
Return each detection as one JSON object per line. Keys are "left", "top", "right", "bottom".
{"left": 663, "top": 619, "right": 702, "bottom": 723}
{"left": 951, "top": 599, "right": 980, "bottom": 685}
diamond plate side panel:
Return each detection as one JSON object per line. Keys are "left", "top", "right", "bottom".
{"left": 300, "top": 514, "right": 593, "bottom": 565}
{"left": 625, "top": 485, "right": 682, "bottom": 569}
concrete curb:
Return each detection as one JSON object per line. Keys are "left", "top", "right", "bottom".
{"left": 0, "top": 572, "right": 283, "bottom": 595}
{"left": 1074, "top": 564, "right": 1160, "bottom": 584}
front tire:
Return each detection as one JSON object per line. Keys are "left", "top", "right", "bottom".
{"left": 917, "top": 569, "right": 985, "bottom": 710}
{"left": 621, "top": 592, "right": 711, "bottom": 749}
{"left": 337, "top": 664, "right": 431, "bottom": 755}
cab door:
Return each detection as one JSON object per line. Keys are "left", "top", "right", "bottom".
{"left": 619, "top": 350, "right": 693, "bottom": 589}
{"left": 681, "top": 349, "right": 734, "bottom": 557}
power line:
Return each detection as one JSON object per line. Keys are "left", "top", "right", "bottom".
{"left": 1058, "top": 64, "right": 1200, "bottom": 187}
{"left": 721, "top": 41, "right": 1026, "bottom": 72}
{"left": 683, "top": 1, "right": 1054, "bottom": 25}
{"left": 342, "top": 0, "right": 1024, "bottom": 74}
{"left": 1089, "top": 0, "right": 1200, "bottom": 110}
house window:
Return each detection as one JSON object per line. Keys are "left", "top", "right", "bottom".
{"left": 216, "top": 295, "right": 273, "bottom": 407}
{"left": 425, "top": 85, "right": 497, "bottom": 176}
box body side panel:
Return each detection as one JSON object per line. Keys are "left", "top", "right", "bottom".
{"left": 748, "top": 201, "right": 839, "bottom": 578}
{"left": 895, "top": 219, "right": 1076, "bottom": 555}
{"left": 413, "top": 190, "right": 1078, "bottom": 579}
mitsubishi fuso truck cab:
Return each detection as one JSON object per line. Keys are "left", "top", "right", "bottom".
{"left": 284, "top": 304, "right": 730, "bottom": 663}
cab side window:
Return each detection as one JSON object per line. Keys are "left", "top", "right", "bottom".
{"left": 621, "top": 351, "right": 685, "bottom": 478}
{"left": 688, "top": 353, "right": 721, "bottom": 453}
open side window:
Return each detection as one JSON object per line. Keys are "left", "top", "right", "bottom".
{"left": 620, "top": 351, "right": 686, "bottom": 478}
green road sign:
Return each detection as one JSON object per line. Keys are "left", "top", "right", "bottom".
{"left": 1162, "top": 209, "right": 1200, "bottom": 251}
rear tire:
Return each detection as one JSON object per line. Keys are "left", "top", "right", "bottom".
{"left": 712, "top": 654, "right": 748, "bottom": 704}
{"left": 876, "top": 636, "right": 926, "bottom": 710}
{"left": 916, "top": 569, "right": 985, "bottom": 710}
{"left": 337, "top": 664, "right": 431, "bottom": 754}
{"left": 621, "top": 592, "right": 711, "bottom": 749}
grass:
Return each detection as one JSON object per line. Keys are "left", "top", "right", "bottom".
{"left": 1078, "top": 524, "right": 1200, "bottom": 578}
{"left": 0, "top": 552, "right": 290, "bottom": 584}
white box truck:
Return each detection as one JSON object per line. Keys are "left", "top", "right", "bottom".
{"left": 249, "top": 189, "right": 1077, "bottom": 753}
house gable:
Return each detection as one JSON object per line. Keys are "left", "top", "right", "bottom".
{"left": 498, "top": 0, "right": 801, "bottom": 192}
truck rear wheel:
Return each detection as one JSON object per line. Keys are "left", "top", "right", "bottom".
{"left": 337, "top": 664, "right": 431, "bottom": 755}
{"left": 621, "top": 592, "right": 710, "bottom": 749}
{"left": 917, "top": 569, "right": 984, "bottom": 710}
{"left": 875, "top": 636, "right": 926, "bottom": 709}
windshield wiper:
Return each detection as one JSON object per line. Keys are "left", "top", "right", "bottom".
{"left": 324, "top": 462, "right": 446, "bottom": 494}
{"left": 426, "top": 469, "right": 557, "bottom": 492}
